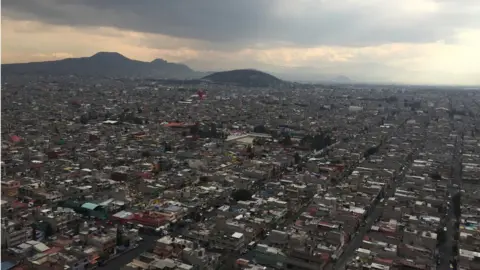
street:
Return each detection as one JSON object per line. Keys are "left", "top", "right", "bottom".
{"left": 333, "top": 200, "right": 385, "bottom": 270}
{"left": 438, "top": 135, "right": 462, "bottom": 270}
{"left": 98, "top": 233, "right": 160, "bottom": 270}
{"left": 333, "top": 169, "right": 403, "bottom": 270}
{"left": 333, "top": 143, "right": 412, "bottom": 270}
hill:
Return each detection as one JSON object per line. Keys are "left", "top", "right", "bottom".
{"left": 331, "top": 75, "right": 352, "bottom": 84}
{"left": 203, "top": 69, "right": 283, "bottom": 87}
{"left": 2, "top": 52, "right": 204, "bottom": 79}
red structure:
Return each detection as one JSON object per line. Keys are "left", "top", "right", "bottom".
{"left": 137, "top": 172, "right": 152, "bottom": 179}
{"left": 163, "top": 122, "right": 196, "bottom": 129}
{"left": 131, "top": 211, "right": 166, "bottom": 227}
{"left": 133, "top": 131, "right": 146, "bottom": 136}
{"left": 163, "top": 122, "right": 188, "bottom": 128}
{"left": 197, "top": 89, "right": 206, "bottom": 100}
{"left": 10, "top": 135, "right": 22, "bottom": 143}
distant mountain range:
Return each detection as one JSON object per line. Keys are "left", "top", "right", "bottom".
{"left": 2, "top": 52, "right": 207, "bottom": 79}
{"left": 2, "top": 52, "right": 351, "bottom": 86}
{"left": 332, "top": 75, "right": 352, "bottom": 83}
{"left": 203, "top": 69, "right": 283, "bottom": 87}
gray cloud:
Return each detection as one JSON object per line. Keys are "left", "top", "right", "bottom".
{"left": 3, "top": 0, "right": 479, "bottom": 48}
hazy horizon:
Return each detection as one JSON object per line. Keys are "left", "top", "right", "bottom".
{"left": 2, "top": 0, "right": 480, "bottom": 86}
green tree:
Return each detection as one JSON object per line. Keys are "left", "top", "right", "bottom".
{"left": 294, "top": 153, "right": 301, "bottom": 164}
{"left": 44, "top": 223, "right": 54, "bottom": 239}
{"left": 253, "top": 125, "right": 267, "bottom": 133}
{"left": 31, "top": 223, "right": 37, "bottom": 241}
{"left": 74, "top": 222, "right": 81, "bottom": 235}
{"left": 232, "top": 189, "right": 253, "bottom": 201}
{"left": 116, "top": 228, "right": 123, "bottom": 246}
{"left": 281, "top": 135, "right": 292, "bottom": 146}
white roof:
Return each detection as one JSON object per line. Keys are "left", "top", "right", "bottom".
{"left": 460, "top": 249, "right": 480, "bottom": 259}
{"left": 356, "top": 248, "right": 371, "bottom": 254}
{"left": 351, "top": 207, "right": 366, "bottom": 214}
{"left": 33, "top": 243, "right": 50, "bottom": 252}
{"left": 103, "top": 120, "right": 118, "bottom": 124}
{"left": 232, "top": 232, "right": 244, "bottom": 239}
{"left": 371, "top": 262, "right": 389, "bottom": 270}
{"left": 113, "top": 210, "right": 133, "bottom": 219}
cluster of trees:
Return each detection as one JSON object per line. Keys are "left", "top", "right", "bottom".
{"left": 116, "top": 228, "right": 130, "bottom": 247}
{"left": 429, "top": 172, "right": 442, "bottom": 180}
{"left": 80, "top": 110, "right": 104, "bottom": 124}
{"left": 300, "top": 133, "right": 333, "bottom": 150}
{"left": 162, "top": 141, "right": 173, "bottom": 152}
{"left": 294, "top": 152, "right": 301, "bottom": 164}
{"left": 31, "top": 221, "right": 54, "bottom": 242}
{"left": 78, "top": 107, "right": 147, "bottom": 125}
{"left": 188, "top": 123, "right": 227, "bottom": 139}
{"left": 199, "top": 176, "right": 210, "bottom": 183}
{"left": 231, "top": 189, "right": 253, "bottom": 201}
{"left": 253, "top": 137, "right": 268, "bottom": 146}
{"left": 246, "top": 145, "right": 255, "bottom": 159}
{"left": 252, "top": 125, "right": 334, "bottom": 151}
{"left": 108, "top": 109, "right": 147, "bottom": 125}
{"left": 363, "top": 146, "right": 379, "bottom": 158}
{"left": 404, "top": 99, "right": 422, "bottom": 110}
{"left": 150, "top": 159, "right": 173, "bottom": 174}
{"left": 385, "top": 96, "right": 398, "bottom": 103}
{"left": 189, "top": 123, "right": 200, "bottom": 136}
{"left": 280, "top": 134, "right": 293, "bottom": 146}
{"left": 253, "top": 125, "right": 268, "bottom": 133}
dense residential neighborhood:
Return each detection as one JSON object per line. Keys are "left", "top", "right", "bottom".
{"left": 1, "top": 75, "right": 479, "bottom": 270}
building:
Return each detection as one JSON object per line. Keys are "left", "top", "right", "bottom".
{"left": 1, "top": 180, "right": 21, "bottom": 197}
{"left": 1, "top": 219, "right": 34, "bottom": 248}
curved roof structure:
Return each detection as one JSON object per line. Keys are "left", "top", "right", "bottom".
{"left": 81, "top": 202, "right": 99, "bottom": 211}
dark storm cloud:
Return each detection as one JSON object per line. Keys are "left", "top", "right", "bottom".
{"left": 2, "top": 0, "right": 479, "bottom": 47}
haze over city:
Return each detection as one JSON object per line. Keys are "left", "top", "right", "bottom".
{"left": 2, "top": 0, "right": 480, "bottom": 85}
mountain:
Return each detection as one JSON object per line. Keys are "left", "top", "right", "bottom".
{"left": 2, "top": 52, "right": 205, "bottom": 79}
{"left": 203, "top": 69, "right": 283, "bottom": 87}
{"left": 331, "top": 75, "right": 352, "bottom": 83}
{"left": 272, "top": 72, "right": 352, "bottom": 84}
{"left": 267, "top": 66, "right": 352, "bottom": 83}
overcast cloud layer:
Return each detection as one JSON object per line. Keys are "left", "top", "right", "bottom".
{"left": 2, "top": 0, "right": 480, "bottom": 85}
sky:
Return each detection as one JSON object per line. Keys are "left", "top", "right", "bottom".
{"left": 2, "top": 0, "right": 480, "bottom": 85}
